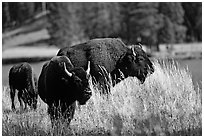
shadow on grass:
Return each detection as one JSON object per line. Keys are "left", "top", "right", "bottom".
{"left": 169, "top": 128, "right": 202, "bottom": 136}
{"left": 2, "top": 122, "right": 49, "bottom": 136}
{"left": 2, "top": 120, "right": 201, "bottom": 136}
{"left": 2, "top": 57, "right": 52, "bottom": 65}
{"left": 3, "top": 108, "right": 37, "bottom": 115}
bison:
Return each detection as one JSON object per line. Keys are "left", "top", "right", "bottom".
{"left": 38, "top": 56, "right": 92, "bottom": 125}
{"left": 9, "top": 62, "right": 38, "bottom": 111}
{"left": 57, "top": 38, "right": 154, "bottom": 92}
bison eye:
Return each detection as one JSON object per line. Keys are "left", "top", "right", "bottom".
{"left": 138, "top": 56, "right": 145, "bottom": 61}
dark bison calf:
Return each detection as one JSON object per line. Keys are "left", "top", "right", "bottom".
{"left": 9, "top": 62, "right": 38, "bottom": 111}
{"left": 38, "top": 56, "right": 91, "bottom": 125}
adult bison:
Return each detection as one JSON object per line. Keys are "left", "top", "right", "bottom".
{"left": 57, "top": 38, "right": 154, "bottom": 92}
{"left": 38, "top": 56, "right": 91, "bottom": 125}
{"left": 9, "top": 62, "right": 38, "bottom": 111}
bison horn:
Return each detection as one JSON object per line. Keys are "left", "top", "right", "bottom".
{"left": 86, "top": 61, "right": 90, "bottom": 74}
{"left": 132, "top": 47, "right": 136, "bottom": 56}
{"left": 63, "top": 63, "right": 72, "bottom": 77}
{"left": 138, "top": 43, "right": 143, "bottom": 48}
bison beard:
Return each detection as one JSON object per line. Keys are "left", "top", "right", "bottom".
{"left": 57, "top": 38, "right": 154, "bottom": 93}
{"left": 9, "top": 62, "right": 38, "bottom": 111}
{"left": 38, "top": 56, "right": 91, "bottom": 126}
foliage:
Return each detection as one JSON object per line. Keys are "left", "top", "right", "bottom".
{"left": 119, "top": 2, "right": 163, "bottom": 46}
{"left": 2, "top": 2, "right": 42, "bottom": 30}
{"left": 81, "top": 3, "right": 121, "bottom": 39}
{"left": 46, "top": 2, "right": 85, "bottom": 47}
{"left": 2, "top": 60, "right": 202, "bottom": 136}
{"left": 2, "top": 2, "right": 202, "bottom": 49}
{"left": 158, "top": 2, "right": 186, "bottom": 44}
{"left": 182, "top": 2, "right": 202, "bottom": 42}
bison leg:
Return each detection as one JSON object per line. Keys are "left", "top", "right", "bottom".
{"left": 10, "top": 86, "right": 16, "bottom": 111}
{"left": 18, "top": 90, "right": 24, "bottom": 110}
{"left": 22, "top": 89, "right": 28, "bottom": 110}
{"left": 63, "top": 102, "right": 76, "bottom": 125}
{"left": 48, "top": 102, "right": 76, "bottom": 127}
{"left": 48, "top": 105, "right": 58, "bottom": 127}
{"left": 48, "top": 105, "right": 64, "bottom": 128}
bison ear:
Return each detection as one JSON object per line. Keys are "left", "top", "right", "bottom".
{"left": 63, "top": 63, "right": 72, "bottom": 77}
{"left": 131, "top": 47, "right": 137, "bottom": 57}
{"left": 86, "top": 61, "right": 90, "bottom": 75}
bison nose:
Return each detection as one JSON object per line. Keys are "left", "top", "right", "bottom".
{"left": 86, "top": 90, "right": 92, "bottom": 96}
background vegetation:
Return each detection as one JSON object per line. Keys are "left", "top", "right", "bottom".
{"left": 2, "top": 2, "right": 202, "bottom": 50}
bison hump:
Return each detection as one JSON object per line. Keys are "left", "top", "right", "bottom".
{"left": 88, "top": 38, "right": 127, "bottom": 72}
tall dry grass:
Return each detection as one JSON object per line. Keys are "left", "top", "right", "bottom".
{"left": 2, "top": 60, "right": 202, "bottom": 136}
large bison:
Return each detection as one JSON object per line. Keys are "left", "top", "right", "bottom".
{"left": 9, "top": 62, "right": 38, "bottom": 111}
{"left": 38, "top": 56, "right": 92, "bottom": 125}
{"left": 57, "top": 38, "right": 154, "bottom": 92}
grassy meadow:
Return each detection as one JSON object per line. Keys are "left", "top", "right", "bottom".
{"left": 2, "top": 60, "right": 202, "bottom": 136}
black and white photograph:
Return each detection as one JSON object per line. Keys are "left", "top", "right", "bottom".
{"left": 2, "top": 1, "right": 202, "bottom": 136}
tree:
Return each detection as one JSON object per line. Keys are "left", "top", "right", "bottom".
{"left": 47, "top": 2, "right": 122, "bottom": 48}
{"left": 47, "top": 2, "right": 85, "bottom": 47}
{"left": 2, "top": 2, "right": 11, "bottom": 29}
{"left": 119, "top": 2, "right": 163, "bottom": 49}
{"left": 3, "top": 2, "right": 201, "bottom": 48}
{"left": 3, "top": 2, "right": 44, "bottom": 31}
{"left": 158, "top": 16, "right": 174, "bottom": 44}
{"left": 158, "top": 2, "right": 186, "bottom": 44}
{"left": 133, "top": 2, "right": 163, "bottom": 48}
{"left": 80, "top": 2, "right": 121, "bottom": 39}
{"left": 182, "top": 2, "right": 202, "bottom": 42}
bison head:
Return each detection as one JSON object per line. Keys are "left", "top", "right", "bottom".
{"left": 63, "top": 62, "right": 92, "bottom": 105}
{"left": 117, "top": 45, "right": 154, "bottom": 83}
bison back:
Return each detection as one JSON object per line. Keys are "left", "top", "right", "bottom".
{"left": 57, "top": 38, "right": 128, "bottom": 76}
{"left": 9, "top": 62, "right": 33, "bottom": 90}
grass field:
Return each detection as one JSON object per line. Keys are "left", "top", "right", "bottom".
{"left": 2, "top": 60, "right": 202, "bottom": 136}
{"left": 176, "top": 59, "right": 202, "bottom": 90}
